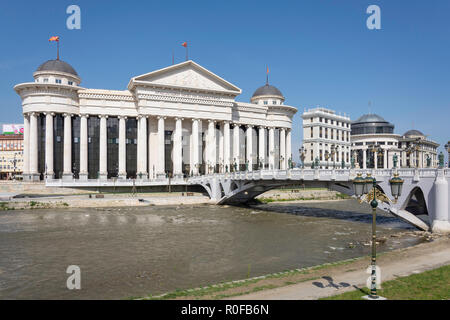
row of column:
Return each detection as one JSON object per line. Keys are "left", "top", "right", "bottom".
{"left": 23, "top": 112, "right": 292, "bottom": 180}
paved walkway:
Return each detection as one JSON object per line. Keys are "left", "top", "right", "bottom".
{"left": 229, "top": 237, "right": 450, "bottom": 300}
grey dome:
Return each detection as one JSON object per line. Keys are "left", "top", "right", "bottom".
{"left": 252, "top": 84, "right": 284, "bottom": 98}
{"left": 354, "top": 114, "right": 386, "bottom": 123}
{"left": 404, "top": 130, "right": 424, "bottom": 137}
{"left": 36, "top": 59, "right": 78, "bottom": 76}
{"left": 351, "top": 113, "right": 394, "bottom": 135}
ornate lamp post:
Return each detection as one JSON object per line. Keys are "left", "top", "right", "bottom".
{"left": 10, "top": 153, "right": 18, "bottom": 181}
{"left": 325, "top": 150, "right": 330, "bottom": 169}
{"left": 299, "top": 146, "right": 305, "bottom": 169}
{"left": 445, "top": 143, "right": 450, "bottom": 168}
{"left": 330, "top": 145, "right": 335, "bottom": 169}
{"left": 352, "top": 172, "right": 404, "bottom": 300}
{"left": 404, "top": 143, "right": 419, "bottom": 168}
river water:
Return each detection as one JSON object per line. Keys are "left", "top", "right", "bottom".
{"left": 0, "top": 200, "right": 423, "bottom": 299}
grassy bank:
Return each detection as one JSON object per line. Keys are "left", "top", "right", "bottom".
{"left": 256, "top": 192, "right": 350, "bottom": 204}
{"left": 322, "top": 264, "right": 450, "bottom": 300}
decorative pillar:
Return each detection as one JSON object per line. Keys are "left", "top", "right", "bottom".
{"left": 246, "top": 125, "right": 253, "bottom": 171}
{"left": 62, "top": 113, "right": 72, "bottom": 180}
{"left": 286, "top": 129, "right": 292, "bottom": 169}
{"left": 23, "top": 114, "right": 30, "bottom": 177}
{"left": 208, "top": 120, "right": 216, "bottom": 173}
{"left": 139, "top": 116, "right": 148, "bottom": 177}
{"left": 431, "top": 170, "right": 450, "bottom": 233}
{"left": 258, "top": 126, "right": 266, "bottom": 169}
{"left": 173, "top": 117, "right": 183, "bottom": 177}
{"left": 79, "top": 114, "right": 88, "bottom": 180}
{"left": 383, "top": 149, "right": 388, "bottom": 169}
{"left": 44, "top": 113, "right": 54, "bottom": 178}
{"left": 157, "top": 116, "right": 166, "bottom": 178}
{"left": 224, "top": 121, "right": 231, "bottom": 173}
{"left": 374, "top": 150, "right": 378, "bottom": 169}
{"left": 218, "top": 122, "right": 224, "bottom": 172}
{"left": 233, "top": 123, "right": 240, "bottom": 170}
{"left": 280, "top": 128, "right": 286, "bottom": 169}
{"left": 269, "top": 127, "right": 275, "bottom": 169}
{"left": 192, "top": 119, "right": 200, "bottom": 175}
{"left": 118, "top": 116, "right": 127, "bottom": 179}
{"left": 99, "top": 115, "right": 108, "bottom": 180}
{"left": 29, "top": 112, "right": 39, "bottom": 181}
{"left": 136, "top": 116, "right": 141, "bottom": 174}
{"left": 363, "top": 148, "right": 367, "bottom": 169}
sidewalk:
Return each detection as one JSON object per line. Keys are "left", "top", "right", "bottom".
{"left": 228, "top": 237, "right": 450, "bottom": 300}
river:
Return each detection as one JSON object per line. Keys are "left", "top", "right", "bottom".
{"left": 0, "top": 200, "right": 424, "bottom": 299}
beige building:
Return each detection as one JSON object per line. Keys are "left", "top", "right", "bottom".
{"left": 398, "top": 130, "right": 439, "bottom": 168}
{"left": 301, "top": 107, "right": 352, "bottom": 168}
{"left": 0, "top": 134, "right": 24, "bottom": 179}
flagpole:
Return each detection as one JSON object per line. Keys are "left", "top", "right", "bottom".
{"left": 57, "top": 41, "right": 60, "bottom": 60}
{"left": 186, "top": 45, "right": 188, "bottom": 61}
{"left": 172, "top": 49, "right": 174, "bottom": 65}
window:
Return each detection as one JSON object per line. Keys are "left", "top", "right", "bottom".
{"left": 68, "top": 81, "right": 73, "bottom": 85}
{"left": 272, "top": 100, "right": 277, "bottom": 105}
{"left": 43, "top": 78, "right": 48, "bottom": 83}
{"left": 55, "top": 79, "right": 62, "bottom": 84}
{"left": 264, "top": 101, "right": 268, "bottom": 105}
{"left": 310, "top": 127, "right": 313, "bottom": 138}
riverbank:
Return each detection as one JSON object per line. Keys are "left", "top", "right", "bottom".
{"left": 139, "top": 235, "right": 450, "bottom": 300}
{"left": 0, "top": 185, "right": 343, "bottom": 210}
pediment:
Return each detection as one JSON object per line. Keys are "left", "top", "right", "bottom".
{"left": 129, "top": 60, "right": 241, "bottom": 95}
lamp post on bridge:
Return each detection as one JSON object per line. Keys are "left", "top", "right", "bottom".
{"left": 353, "top": 172, "right": 404, "bottom": 300}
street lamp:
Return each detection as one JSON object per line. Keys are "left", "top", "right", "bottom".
{"left": 325, "top": 150, "right": 330, "bottom": 169}
{"left": 352, "top": 172, "right": 404, "bottom": 300}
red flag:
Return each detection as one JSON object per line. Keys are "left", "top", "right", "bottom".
{"left": 49, "top": 36, "right": 60, "bottom": 42}
{"left": 182, "top": 42, "right": 187, "bottom": 47}
{"left": 267, "top": 66, "right": 269, "bottom": 74}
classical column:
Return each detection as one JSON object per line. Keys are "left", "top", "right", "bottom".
{"left": 79, "top": 114, "right": 88, "bottom": 180}
{"left": 384, "top": 149, "right": 388, "bottom": 169}
{"left": 173, "top": 117, "right": 183, "bottom": 177}
{"left": 99, "top": 115, "right": 108, "bottom": 180}
{"left": 157, "top": 116, "right": 165, "bottom": 178}
{"left": 23, "top": 114, "right": 30, "bottom": 177}
{"left": 29, "top": 112, "right": 39, "bottom": 181}
{"left": 269, "top": 127, "right": 275, "bottom": 169}
{"left": 223, "top": 121, "right": 230, "bottom": 172}
{"left": 118, "top": 116, "right": 127, "bottom": 179}
{"left": 208, "top": 120, "right": 216, "bottom": 173}
{"left": 246, "top": 125, "right": 253, "bottom": 171}
{"left": 139, "top": 116, "right": 148, "bottom": 177}
{"left": 233, "top": 123, "right": 240, "bottom": 170}
{"left": 280, "top": 128, "right": 286, "bottom": 169}
{"left": 136, "top": 116, "right": 141, "bottom": 174}
{"left": 44, "top": 113, "right": 54, "bottom": 178}
{"left": 374, "top": 150, "right": 378, "bottom": 169}
{"left": 363, "top": 148, "right": 367, "bottom": 169}
{"left": 62, "top": 113, "right": 72, "bottom": 180}
{"left": 286, "top": 129, "right": 292, "bottom": 169}
{"left": 192, "top": 119, "right": 200, "bottom": 175}
{"left": 258, "top": 126, "right": 266, "bottom": 169}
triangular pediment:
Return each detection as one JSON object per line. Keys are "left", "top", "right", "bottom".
{"left": 128, "top": 60, "right": 241, "bottom": 95}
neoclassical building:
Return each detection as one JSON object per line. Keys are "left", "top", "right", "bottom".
{"left": 350, "top": 114, "right": 439, "bottom": 169}
{"left": 14, "top": 59, "right": 296, "bottom": 182}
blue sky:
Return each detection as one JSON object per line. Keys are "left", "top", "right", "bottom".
{"left": 0, "top": 0, "right": 449, "bottom": 161}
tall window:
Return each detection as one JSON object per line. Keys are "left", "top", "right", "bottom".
{"left": 88, "top": 117, "right": 100, "bottom": 179}
{"left": 126, "top": 118, "right": 137, "bottom": 178}
{"left": 107, "top": 117, "right": 119, "bottom": 178}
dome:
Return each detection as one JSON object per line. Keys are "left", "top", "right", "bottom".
{"left": 354, "top": 114, "right": 387, "bottom": 123}
{"left": 36, "top": 59, "right": 79, "bottom": 77}
{"left": 351, "top": 113, "right": 394, "bottom": 135}
{"left": 252, "top": 84, "right": 284, "bottom": 98}
{"left": 404, "top": 130, "right": 424, "bottom": 137}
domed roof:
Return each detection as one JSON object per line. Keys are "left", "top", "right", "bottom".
{"left": 36, "top": 59, "right": 78, "bottom": 77}
{"left": 354, "top": 114, "right": 387, "bottom": 123}
{"left": 404, "top": 129, "right": 424, "bottom": 137}
{"left": 252, "top": 84, "right": 284, "bottom": 98}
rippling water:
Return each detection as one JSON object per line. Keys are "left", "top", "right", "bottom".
{"left": 0, "top": 200, "right": 423, "bottom": 299}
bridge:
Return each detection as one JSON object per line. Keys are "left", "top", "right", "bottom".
{"left": 46, "top": 168, "right": 450, "bottom": 233}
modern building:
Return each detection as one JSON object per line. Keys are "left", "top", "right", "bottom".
{"left": 0, "top": 134, "right": 24, "bottom": 180}
{"left": 350, "top": 114, "right": 439, "bottom": 169}
{"left": 14, "top": 58, "right": 297, "bottom": 182}
{"left": 301, "top": 107, "right": 352, "bottom": 169}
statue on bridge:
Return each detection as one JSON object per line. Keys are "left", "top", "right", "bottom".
{"left": 341, "top": 159, "right": 345, "bottom": 169}
{"left": 393, "top": 153, "right": 398, "bottom": 169}
{"left": 288, "top": 157, "right": 292, "bottom": 169}
{"left": 426, "top": 155, "right": 431, "bottom": 168}
{"left": 314, "top": 157, "right": 320, "bottom": 169}
{"left": 438, "top": 152, "right": 444, "bottom": 168}
{"left": 225, "top": 164, "right": 228, "bottom": 173}
{"left": 351, "top": 153, "right": 355, "bottom": 169}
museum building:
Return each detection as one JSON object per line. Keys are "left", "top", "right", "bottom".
{"left": 14, "top": 59, "right": 297, "bottom": 181}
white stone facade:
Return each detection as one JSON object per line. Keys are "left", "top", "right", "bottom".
{"left": 15, "top": 60, "right": 297, "bottom": 181}
{"left": 301, "top": 107, "right": 352, "bottom": 168}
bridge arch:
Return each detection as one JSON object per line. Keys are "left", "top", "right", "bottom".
{"left": 403, "top": 187, "right": 428, "bottom": 216}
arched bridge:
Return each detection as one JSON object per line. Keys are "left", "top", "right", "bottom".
{"left": 189, "top": 168, "right": 450, "bottom": 233}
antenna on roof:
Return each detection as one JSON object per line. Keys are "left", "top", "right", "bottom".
{"left": 368, "top": 101, "right": 372, "bottom": 114}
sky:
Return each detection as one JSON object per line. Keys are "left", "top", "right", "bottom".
{"left": 0, "top": 0, "right": 449, "bottom": 162}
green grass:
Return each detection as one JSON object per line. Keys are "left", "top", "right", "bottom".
{"left": 322, "top": 265, "right": 450, "bottom": 300}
